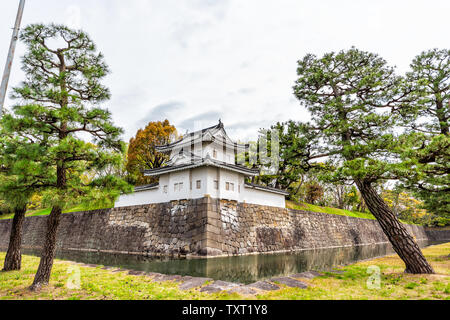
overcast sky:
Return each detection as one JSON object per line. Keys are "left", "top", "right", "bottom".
{"left": 0, "top": 0, "right": 449, "bottom": 142}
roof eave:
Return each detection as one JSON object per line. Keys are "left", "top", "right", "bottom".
{"left": 144, "top": 162, "right": 259, "bottom": 177}
{"left": 134, "top": 184, "right": 159, "bottom": 192}
{"left": 244, "top": 183, "right": 290, "bottom": 196}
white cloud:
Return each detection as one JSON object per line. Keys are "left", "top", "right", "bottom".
{"left": 0, "top": 0, "right": 448, "bottom": 143}
{"left": 65, "top": 5, "right": 82, "bottom": 30}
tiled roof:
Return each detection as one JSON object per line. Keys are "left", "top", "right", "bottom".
{"left": 144, "top": 157, "right": 259, "bottom": 177}
{"left": 155, "top": 121, "right": 248, "bottom": 152}
{"left": 134, "top": 183, "right": 159, "bottom": 192}
{"left": 165, "top": 151, "right": 203, "bottom": 166}
{"left": 244, "top": 182, "right": 290, "bottom": 196}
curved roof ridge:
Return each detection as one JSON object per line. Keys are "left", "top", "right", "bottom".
{"left": 155, "top": 120, "right": 247, "bottom": 152}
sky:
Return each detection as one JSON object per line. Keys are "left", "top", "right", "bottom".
{"left": 0, "top": 0, "right": 449, "bottom": 143}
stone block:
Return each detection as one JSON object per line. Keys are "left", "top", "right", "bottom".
{"left": 179, "top": 277, "right": 212, "bottom": 290}
{"left": 199, "top": 280, "right": 241, "bottom": 293}
{"left": 198, "top": 247, "right": 223, "bottom": 256}
{"left": 289, "top": 271, "right": 323, "bottom": 279}
{"left": 206, "top": 224, "right": 221, "bottom": 235}
{"left": 206, "top": 235, "right": 222, "bottom": 247}
{"left": 228, "top": 286, "right": 257, "bottom": 295}
{"left": 159, "top": 274, "right": 183, "bottom": 282}
{"left": 246, "top": 281, "right": 279, "bottom": 291}
{"left": 206, "top": 210, "right": 220, "bottom": 220}
{"left": 269, "top": 277, "right": 308, "bottom": 289}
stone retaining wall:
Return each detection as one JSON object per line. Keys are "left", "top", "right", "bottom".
{"left": 0, "top": 198, "right": 210, "bottom": 256}
{"left": 0, "top": 196, "right": 448, "bottom": 257}
{"left": 210, "top": 199, "right": 432, "bottom": 255}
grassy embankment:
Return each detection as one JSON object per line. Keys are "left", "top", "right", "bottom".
{"left": 0, "top": 242, "right": 449, "bottom": 300}
{"left": 286, "top": 200, "right": 376, "bottom": 220}
{"left": 0, "top": 205, "right": 109, "bottom": 220}
{"left": 1, "top": 201, "right": 374, "bottom": 221}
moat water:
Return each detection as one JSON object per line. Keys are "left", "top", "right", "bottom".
{"left": 17, "top": 239, "right": 446, "bottom": 284}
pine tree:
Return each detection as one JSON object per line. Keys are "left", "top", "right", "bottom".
{"left": 5, "top": 24, "right": 131, "bottom": 290}
{"left": 399, "top": 49, "right": 449, "bottom": 218}
{"left": 293, "top": 47, "right": 434, "bottom": 273}
{"left": 259, "top": 121, "right": 320, "bottom": 192}
{"left": 0, "top": 123, "right": 51, "bottom": 271}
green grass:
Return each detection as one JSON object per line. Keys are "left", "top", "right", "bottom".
{"left": 286, "top": 200, "right": 376, "bottom": 220}
{"left": 0, "top": 205, "right": 110, "bottom": 221}
{"left": 404, "top": 282, "right": 420, "bottom": 289}
{"left": 26, "top": 208, "right": 52, "bottom": 217}
{"left": 0, "top": 253, "right": 240, "bottom": 300}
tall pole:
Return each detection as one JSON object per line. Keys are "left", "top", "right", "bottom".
{"left": 0, "top": 0, "right": 26, "bottom": 116}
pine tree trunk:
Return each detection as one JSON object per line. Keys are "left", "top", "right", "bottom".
{"left": 29, "top": 125, "right": 67, "bottom": 291}
{"left": 2, "top": 206, "right": 26, "bottom": 271}
{"left": 355, "top": 178, "right": 434, "bottom": 274}
{"left": 29, "top": 206, "right": 62, "bottom": 291}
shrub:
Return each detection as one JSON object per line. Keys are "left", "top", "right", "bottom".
{"left": 305, "top": 182, "right": 324, "bottom": 205}
{"left": 0, "top": 199, "right": 11, "bottom": 215}
{"left": 27, "top": 193, "right": 43, "bottom": 211}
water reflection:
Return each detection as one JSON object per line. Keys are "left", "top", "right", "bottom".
{"left": 21, "top": 240, "right": 444, "bottom": 284}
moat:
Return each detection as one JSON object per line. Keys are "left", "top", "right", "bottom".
{"left": 18, "top": 240, "right": 446, "bottom": 284}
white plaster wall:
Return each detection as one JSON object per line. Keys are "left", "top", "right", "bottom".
{"left": 218, "top": 169, "right": 239, "bottom": 201}
{"left": 190, "top": 167, "right": 208, "bottom": 199}
{"left": 114, "top": 166, "right": 286, "bottom": 208}
{"left": 114, "top": 188, "right": 161, "bottom": 207}
{"left": 224, "top": 144, "right": 236, "bottom": 164}
{"left": 167, "top": 170, "right": 190, "bottom": 200}
{"left": 205, "top": 167, "right": 219, "bottom": 198}
{"left": 171, "top": 139, "right": 236, "bottom": 165}
{"left": 201, "top": 142, "right": 235, "bottom": 165}
{"left": 158, "top": 174, "right": 170, "bottom": 202}
{"left": 241, "top": 186, "right": 286, "bottom": 208}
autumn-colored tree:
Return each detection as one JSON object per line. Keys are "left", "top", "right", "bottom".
{"left": 127, "top": 120, "right": 177, "bottom": 185}
{"left": 382, "top": 190, "right": 427, "bottom": 220}
{"left": 344, "top": 186, "right": 362, "bottom": 211}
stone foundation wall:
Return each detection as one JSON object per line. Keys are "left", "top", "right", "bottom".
{"left": 0, "top": 196, "right": 448, "bottom": 257}
{"left": 423, "top": 228, "right": 450, "bottom": 242}
{"left": 209, "top": 199, "right": 433, "bottom": 255}
{"left": 0, "top": 198, "right": 210, "bottom": 256}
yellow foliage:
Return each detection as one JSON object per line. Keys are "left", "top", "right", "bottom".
{"left": 28, "top": 193, "right": 42, "bottom": 210}
{"left": 127, "top": 120, "right": 178, "bottom": 186}
{"left": 382, "top": 189, "right": 428, "bottom": 220}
